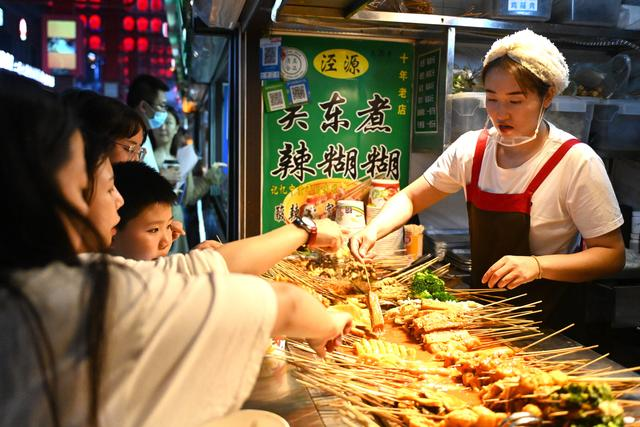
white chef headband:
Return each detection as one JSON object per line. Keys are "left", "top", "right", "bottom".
{"left": 483, "top": 29, "right": 569, "bottom": 94}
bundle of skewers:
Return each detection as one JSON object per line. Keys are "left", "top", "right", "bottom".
{"left": 265, "top": 249, "right": 639, "bottom": 426}
{"left": 274, "top": 321, "right": 640, "bottom": 426}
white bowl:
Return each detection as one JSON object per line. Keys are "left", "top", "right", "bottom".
{"left": 202, "top": 409, "right": 290, "bottom": 427}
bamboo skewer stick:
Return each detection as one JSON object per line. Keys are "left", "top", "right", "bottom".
{"left": 567, "top": 353, "right": 611, "bottom": 374}
{"left": 571, "top": 377, "right": 640, "bottom": 383}
{"left": 534, "top": 345, "right": 600, "bottom": 362}
{"left": 575, "top": 365, "right": 640, "bottom": 378}
{"left": 518, "top": 323, "right": 575, "bottom": 352}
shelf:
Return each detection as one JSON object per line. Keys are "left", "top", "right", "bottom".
{"left": 348, "top": 10, "right": 640, "bottom": 41}
{"left": 274, "top": 1, "right": 640, "bottom": 42}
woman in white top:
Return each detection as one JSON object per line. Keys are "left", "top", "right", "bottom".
{"left": 0, "top": 70, "right": 351, "bottom": 427}
{"left": 351, "top": 30, "right": 624, "bottom": 323}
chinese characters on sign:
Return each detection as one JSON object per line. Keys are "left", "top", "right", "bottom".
{"left": 508, "top": 0, "right": 538, "bottom": 12}
{"left": 414, "top": 49, "right": 439, "bottom": 133}
{"left": 270, "top": 90, "right": 400, "bottom": 183}
{"left": 262, "top": 37, "right": 413, "bottom": 232}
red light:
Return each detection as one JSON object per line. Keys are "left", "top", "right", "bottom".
{"left": 88, "top": 15, "right": 101, "bottom": 31}
{"left": 150, "top": 0, "right": 162, "bottom": 11}
{"left": 136, "top": 17, "right": 149, "bottom": 32}
{"left": 136, "top": 0, "right": 148, "bottom": 11}
{"left": 79, "top": 14, "right": 87, "bottom": 27}
{"left": 150, "top": 17, "right": 162, "bottom": 33}
{"left": 123, "top": 16, "right": 135, "bottom": 31}
{"left": 89, "top": 35, "right": 102, "bottom": 50}
{"left": 123, "top": 37, "right": 135, "bottom": 52}
{"left": 137, "top": 37, "right": 149, "bottom": 52}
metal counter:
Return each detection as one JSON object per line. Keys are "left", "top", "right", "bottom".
{"left": 244, "top": 332, "right": 640, "bottom": 426}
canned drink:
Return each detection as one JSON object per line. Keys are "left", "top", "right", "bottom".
{"left": 368, "top": 179, "right": 400, "bottom": 208}
{"left": 335, "top": 200, "right": 365, "bottom": 232}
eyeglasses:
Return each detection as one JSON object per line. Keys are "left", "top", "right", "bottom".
{"left": 114, "top": 141, "right": 147, "bottom": 161}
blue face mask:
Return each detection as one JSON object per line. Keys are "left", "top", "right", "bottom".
{"left": 148, "top": 110, "right": 168, "bottom": 129}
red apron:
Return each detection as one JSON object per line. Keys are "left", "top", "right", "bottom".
{"left": 466, "top": 130, "right": 581, "bottom": 324}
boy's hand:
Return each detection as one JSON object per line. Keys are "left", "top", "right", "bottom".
{"left": 170, "top": 220, "right": 186, "bottom": 242}
{"left": 307, "top": 311, "right": 352, "bottom": 358}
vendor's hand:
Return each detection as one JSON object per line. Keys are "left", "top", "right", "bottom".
{"left": 308, "top": 218, "right": 343, "bottom": 253}
{"left": 193, "top": 240, "right": 224, "bottom": 251}
{"left": 170, "top": 220, "right": 186, "bottom": 242}
{"left": 349, "top": 226, "right": 378, "bottom": 262}
{"left": 482, "top": 255, "right": 541, "bottom": 289}
{"left": 307, "top": 311, "right": 352, "bottom": 358}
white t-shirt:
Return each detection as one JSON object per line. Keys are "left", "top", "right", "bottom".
{"left": 86, "top": 248, "right": 230, "bottom": 276}
{"left": 2, "top": 255, "right": 277, "bottom": 427}
{"left": 423, "top": 122, "right": 623, "bottom": 255}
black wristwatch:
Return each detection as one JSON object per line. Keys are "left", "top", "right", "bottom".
{"left": 292, "top": 216, "right": 317, "bottom": 246}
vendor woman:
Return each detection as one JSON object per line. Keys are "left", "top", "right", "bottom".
{"left": 350, "top": 29, "right": 624, "bottom": 323}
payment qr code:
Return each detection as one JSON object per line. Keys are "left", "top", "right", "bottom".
{"left": 289, "top": 83, "right": 308, "bottom": 104}
{"left": 262, "top": 46, "right": 278, "bottom": 66}
{"left": 268, "top": 89, "right": 286, "bottom": 110}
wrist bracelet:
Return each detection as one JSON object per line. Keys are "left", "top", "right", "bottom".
{"left": 532, "top": 255, "right": 543, "bottom": 280}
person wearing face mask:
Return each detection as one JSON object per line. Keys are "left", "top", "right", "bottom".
{"left": 126, "top": 74, "right": 170, "bottom": 172}
{"left": 350, "top": 30, "right": 625, "bottom": 326}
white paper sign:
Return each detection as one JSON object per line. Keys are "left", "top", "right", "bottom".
{"left": 176, "top": 144, "right": 199, "bottom": 185}
{"left": 508, "top": 0, "right": 538, "bottom": 12}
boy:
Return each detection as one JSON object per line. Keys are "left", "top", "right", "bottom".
{"left": 111, "top": 161, "right": 177, "bottom": 260}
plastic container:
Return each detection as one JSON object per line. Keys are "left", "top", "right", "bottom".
{"left": 335, "top": 200, "right": 365, "bottom": 240}
{"left": 450, "top": 93, "right": 594, "bottom": 144}
{"left": 368, "top": 179, "right": 400, "bottom": 208}
{"left": 545, "top": 96, "right": 595, "bottom": 143}
{"left": 552, "top": 0, "right": 622, "bottom": 27}
{"left": 484, "top": 0, "right": 552, "bottom": 21}
{"left": 450, "top": 92, "right": 487, "bottom": 144}
{"left": 589, "top": 99, "right": 640, "bottom": 149}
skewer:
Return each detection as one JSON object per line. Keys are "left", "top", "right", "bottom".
{"left": 567, "top": 352, "right": 611, "bottom": 374}
{"left": 570, "top": 376, "right": 640, "bottom": 383}
{"left": 517, "top": 323, "right": 575, "bottom": 352}
{"left": 574, "top": 365, "right": 640, "bottom": 378}
{"left": 534, "top": 345, "right": 599, "bottom": 361}
{"left": 475, "top": 331, "right": 544, "bottom": 349}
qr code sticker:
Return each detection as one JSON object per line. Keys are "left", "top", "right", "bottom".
{"left": 262, "top": 46, "right": 278, "bottom": 66}
{"left": 289, "top": 83, "right": 308, "bottom": 104}
{"left": 268, "top": 89, "right": 286, "bottom": 110}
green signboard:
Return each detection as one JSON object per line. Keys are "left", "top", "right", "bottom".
{"left": 262, "top": 36, "right": 414, "bottom": 232}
